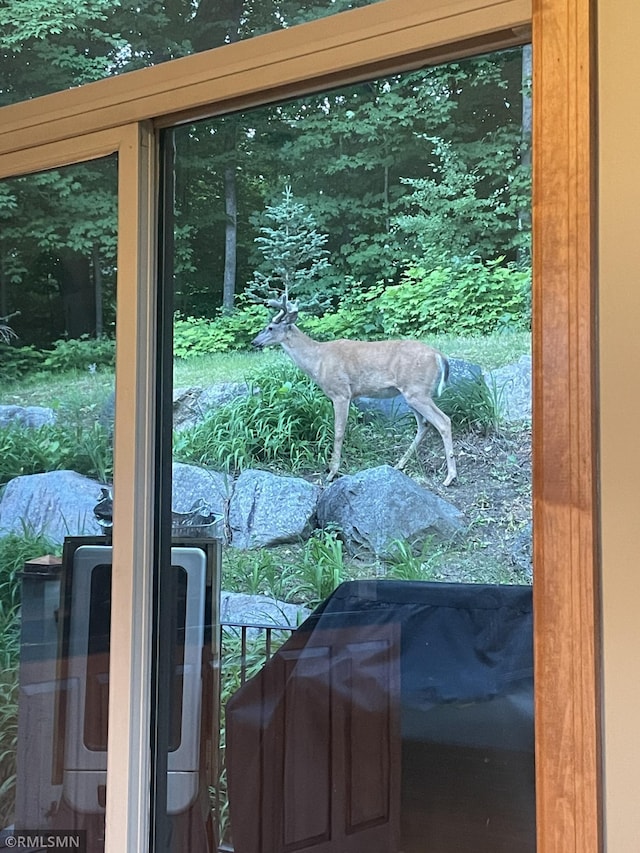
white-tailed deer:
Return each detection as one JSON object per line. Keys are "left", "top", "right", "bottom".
{"left": 251, "top": 296, "right": 457, "bottom": 485}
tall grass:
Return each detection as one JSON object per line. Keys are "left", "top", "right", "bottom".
{"left": 0, "top": 422, "right": 113, "bottom": 486}
{"left": 173, "top": 362, "right": 372, "bottom": 475}
{"left": 0, "top": 531, "right": 61, "bottom": 828}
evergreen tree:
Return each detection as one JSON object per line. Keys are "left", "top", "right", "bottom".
{"left": 247, "top": 185, "right": 331, "bottom": 307}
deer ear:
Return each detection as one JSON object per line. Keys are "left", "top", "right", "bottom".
{"left": 285, "top": 311, "right": 299, "bottom": 325}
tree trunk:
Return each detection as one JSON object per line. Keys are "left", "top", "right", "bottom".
{"left": 92, "top": 244, "right": 103, "bottom": 337}
{"left": 0, "top": 255, "right": 8, "bottom": 318}
{"left": 519, "top": 44, "right": 533, "bottom": 248}
{"left": 222, "top": 164, "right": 237, "bottom": 312}
{"left": 58, "top": 249, "right": 95, "bottom": 338}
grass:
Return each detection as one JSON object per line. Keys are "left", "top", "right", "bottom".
{"left": 428, "top": 329, "right": 530, "bottom": 369}
{"left": 173, "top": 348, "right": 282, "bottom": 387}
{"left": 2, "top": 369, "right": 114, "bottom": 430}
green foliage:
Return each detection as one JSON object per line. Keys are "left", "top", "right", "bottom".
{"left": 0, "top": 623, "right": 19, "bottom": 828}
{"left": 300, "top": 261, "right": 530, "bottom": 340}
{"left": 223, "top": 548, "right": 292, "bottom": 601}
{"left": 173, "top": 362, "right": 366, "bottom": 473}
{"left": 288, "top": 530, "right": 346, "bottom": 605}
{"left": 173, "top": 304, "right": 269, "bottom": 358}
{"left": 42, "top": 335, "right": 115, "bottom": 372}
{"left": 380, "top": 260, "right": 531, "bottom": 337}
{"left": 384, "top": 538, "right": 439, "bottom": 581}
{"left": 300, "top": 282, "right": 387, "bottom": 340}
{"left": 222, "top": 529, "right": 347, "bottom": 607}
{"left": 394, "top": 138, "right": 494, "bottom": 267}
{"left": 0, "top": 422, "right": 112, "bottom": 485}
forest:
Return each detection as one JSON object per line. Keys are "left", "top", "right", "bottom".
{"left": 0, "top": 0, "right": 531, "bottom": 359}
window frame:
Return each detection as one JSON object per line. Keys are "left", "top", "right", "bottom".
{"left": 0, "top": 0, "right": 600, "bottom": 851}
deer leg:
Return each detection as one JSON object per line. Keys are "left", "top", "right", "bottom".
{"left": 398, "top": 396, "right": 457, "bottom": 486}
{"left": 327, "top": 397, "right": 350, "bottom": 481}
{"left": 396, "top": 411, "right": 428, "bottom": 471}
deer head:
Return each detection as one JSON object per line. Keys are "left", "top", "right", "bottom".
{"left": 251, "top": 293, "right": 299, "bottom": 349}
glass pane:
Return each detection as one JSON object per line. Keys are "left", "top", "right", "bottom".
{"left": 0, "top": 157, "right": 117, "bottom": 852}
{"left": 165, "top": 44, "right": 533, "bottom": 852}
{"left": 0, "top": 0, "right": 385, "bottom": 108}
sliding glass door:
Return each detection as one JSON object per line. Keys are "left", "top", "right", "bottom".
{"left": 156, "top": 44, "right": 535, "bottom": 852}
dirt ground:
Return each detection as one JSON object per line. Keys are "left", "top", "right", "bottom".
{"left": 411, "top": 423, "right": 532, "bottom": 585}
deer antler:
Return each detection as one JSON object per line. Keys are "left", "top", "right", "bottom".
{"left": 266, "top": 291, "right": 298, "bottom": 323}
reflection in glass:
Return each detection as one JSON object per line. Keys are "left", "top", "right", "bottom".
{"left": 166, "top": 47, "right": 534, "bottom": 851}
{"left": 0, "top": 0, "right": 385, "bottom": 108}
{"left": 0, "top": 158, "right": 116, "bottom": 852}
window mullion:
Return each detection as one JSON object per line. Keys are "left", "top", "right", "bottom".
{"left": 105, "top": 121, "right": 158, "bottom": 853}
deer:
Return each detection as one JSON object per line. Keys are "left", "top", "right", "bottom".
{"left": 251, "top": 295, "right": 457, "bottom": 486}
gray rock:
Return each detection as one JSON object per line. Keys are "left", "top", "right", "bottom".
{"left": 487, "top": 355, "right": 532, "bottom": 423}
{"left": 171, "top": 462, "right": 230, "bottom": 539}
{"left": 220, "top": 591, "right": 309, "bottom": 633}
{"left": 173, "top": 382, "right": 251, "bottom": 431}
{"left": 0, "top": 464, "right": 233, "bottom": 546}
{"left": 99, "top": 382, "right": 252, "bottom": 436}
{"left": 0, "top": 470, "right": 105, "bottom": 543}
{"left": 448, "top": 356, "right": 484, "bottom": 385}
{"left": 317, "top": 465, "right": 464, "bottom": 557}
{"left": 0, "top": 405, "right": 56, "bottom": 428}
{"left": 229, "top": 470, "right": 320, "bottom": 549}
{"left": 172, "top": 462, "right": 227, "bottom": 510}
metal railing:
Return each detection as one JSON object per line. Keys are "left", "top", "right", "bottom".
{"left": 216, "top": 620, "right": 296, "bottom": 851}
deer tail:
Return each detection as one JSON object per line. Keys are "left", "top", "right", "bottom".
{"left": 436, "top": 353, "right": 449, "bottom": 397}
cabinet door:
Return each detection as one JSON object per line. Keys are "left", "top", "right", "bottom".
{"left": 227, "top": 623, "right": 401, "bottom": 853}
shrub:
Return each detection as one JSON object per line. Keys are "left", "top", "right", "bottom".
{"left": 381, "top": 259, "right": 531, "bottom": 336}
{"left": 296, "top": 261, "right": 530, "bottom": 342}
{"left": 439, "top": 376, "right": 505, "bottom": 435}
{"left": 287, "top": 530, "right": 346, "bottom": 606}
{"left": 42, "top": 335, "right": 115, "bottom": 372}
{"left": 173, "top": 304, "right": 269, "bottom": 358}
{"left": 300, "top": 281, "right": 387, "bottom": 340}
{"left": 0, "top": 343, "right": 44, "bottom": 381}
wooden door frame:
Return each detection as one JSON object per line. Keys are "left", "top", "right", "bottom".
{"left": 532, "top": 0, "right": 601, "bottom": 850}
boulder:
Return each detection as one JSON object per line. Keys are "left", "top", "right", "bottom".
{"left": 0, "top": 470, "right": 105, "bottom": 543}
{"left": 229, "top": 470, "right": 320, "bottom": 549}
{"left": 173, "top": 383, "right": 251, "bottom": 431}
{"left": 317, "top": 465, "right": 464, "bottom": 557}
{"left": 0, "top": 464, "right": 233, "bottom": 546}
{"left": 171, "top": 462, "right": 229, "bottom": 539}
{"left": 487, "top": 355, "right": 532, "bottom": 423}
{"left": 448, "top": 356, "right": 484, "bottom": 385}
{"left": 0, "top": 405, "right": 56, "bottom": 428}
{"left": 100, "top": 382, "right": 252, "bottom": 436}
{"left": 220, "top": 591, "right": 309, "bottom": 634}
